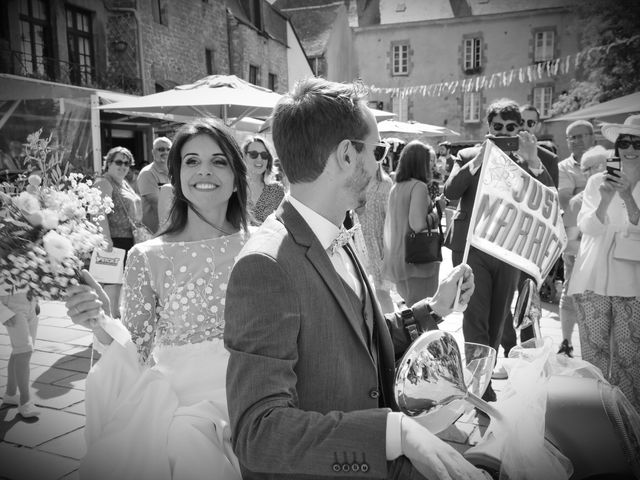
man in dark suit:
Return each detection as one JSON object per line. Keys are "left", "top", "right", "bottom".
{"left": 443, "top": 99, "right": 554, "bottom": 400}
{"left": 224, "top": 78, "right": 482, "bottom": 480}
{"left": 497, "top": 104, "right": 561, "bottom": 359}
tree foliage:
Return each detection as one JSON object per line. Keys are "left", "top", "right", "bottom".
{"left": 550, "top": 0, "right": 640, "bottom": 116}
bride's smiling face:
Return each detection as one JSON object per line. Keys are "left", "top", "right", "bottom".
{"left": 180, "top": 134, "right": 235, "bottom": 213}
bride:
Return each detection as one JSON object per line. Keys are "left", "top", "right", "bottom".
{"left": 65, "top": 118, "right": 249, "bottom": 480}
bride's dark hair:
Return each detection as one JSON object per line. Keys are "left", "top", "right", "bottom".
{"left": 161, "top": 118, "right": 249, "bottom": 236}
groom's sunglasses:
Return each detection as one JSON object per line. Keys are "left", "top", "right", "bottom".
{"left": 349, "top": 140, "right": 390, "bottom": 163}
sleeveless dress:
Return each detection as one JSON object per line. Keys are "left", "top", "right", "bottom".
{"left": 382, "top": 179, "right": 440, "bottom": 284}
{"left": 250, "top": 182, "right": 285, "bottom": 225}
{"left": 80, "top": 233, "right": 245, "bottom": 480}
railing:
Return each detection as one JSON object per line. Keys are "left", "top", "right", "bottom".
{"left": 0, "top": 48, "right": 142, "bottom": 95}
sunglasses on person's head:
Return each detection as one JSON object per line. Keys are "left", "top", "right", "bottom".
{"left": 112, "top": 159, "right": 131, "bottom": 167}
{"left": 349, "top": 140, "right": 390, "bottom": 163}
{"left": 525, "top": 119, "right": 537, "bottom": 128}
{"left": 246, "top": 150, "right": 270, "bottom": 160}
{"left": 491, "top": 122, "right": 520, "bottom": 133}
{"left": 616, "top": 139, "right": 640, "bottom": 150}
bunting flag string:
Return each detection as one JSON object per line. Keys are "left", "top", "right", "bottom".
{"left": 369, "top": 34, "right": 640, "bottom": 98}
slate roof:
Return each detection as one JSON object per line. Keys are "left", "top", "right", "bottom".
{"left": 275, "top": 2, "right": 345, "bottom": 57}
{"left": 377, "top": 0, "right": 575, "bottom": 24}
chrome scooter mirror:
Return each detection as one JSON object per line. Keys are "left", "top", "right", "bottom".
{"left": 394, "top": 330, "right": 502, "bottom": 420}
{"left": 512, "top": 278, "right": 542, "bottom": 341}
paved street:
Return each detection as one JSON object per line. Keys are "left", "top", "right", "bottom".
{"left": 0, "top": 249, "right": 581, "bottom": 480}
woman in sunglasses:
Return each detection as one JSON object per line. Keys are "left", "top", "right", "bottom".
{"left": 568, "top": 114, "right": 640, "bottom": 412}
{"left": 241, "top": 136, "right": 285, "bottom": 225}
{"left": 93, "top": 146, "right": 142, "bottom": 318}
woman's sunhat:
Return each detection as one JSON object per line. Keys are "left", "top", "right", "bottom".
{"left": 601, "top": 114, "right": 640, "bottom": 143}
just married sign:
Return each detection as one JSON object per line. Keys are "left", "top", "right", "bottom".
{"left": 466, "top": 141, "right": 567, "bottom": 287}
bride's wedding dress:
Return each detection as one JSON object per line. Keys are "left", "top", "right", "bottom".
{"left": 81, "top": 234, "right": 245, "bottom": 480}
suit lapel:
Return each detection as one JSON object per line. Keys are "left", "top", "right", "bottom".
{"left": 276, "top": 201, "right": 370, "bottom": 352}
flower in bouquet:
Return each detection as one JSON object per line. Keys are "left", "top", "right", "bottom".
{"left": 0, "top": 174, "right": 111, "bottom": 299}
{"left": 0, "top": 132, "right": 113, "bottom": 300}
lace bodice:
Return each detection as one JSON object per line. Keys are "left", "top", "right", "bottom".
{"left": 120, "top": 232, "right": 246, "bottom": 364}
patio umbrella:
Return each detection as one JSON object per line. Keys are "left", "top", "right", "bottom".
{"left": 255, "top": 106, "right": 396, "bottom": 134}
{"left": 377, "top": 119, "right": 460, "bottom": 137}
{"left": 98, "top": 74, "right": 282, "bottom": 122}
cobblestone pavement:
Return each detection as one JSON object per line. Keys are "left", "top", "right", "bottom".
{"left": 0, "top": 248, "right": 580, "bottom": 480}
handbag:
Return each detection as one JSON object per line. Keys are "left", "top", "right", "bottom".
{"left": 404, "top": 202, "right": 444, "bottom": 264}
{"left": 112, "top": 180, "right": 153, "bottom": 244}
{"left": 613, "top": 232, "right": 640, "bottom": 262}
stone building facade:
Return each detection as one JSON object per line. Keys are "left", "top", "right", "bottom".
{"left": 0, "top": 0, "right": 289, "bottom": 173}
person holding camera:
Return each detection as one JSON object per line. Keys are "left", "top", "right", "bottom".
{"left": 443, "top": 98, "right": 554, "bottom": 401}
{"left": 520, "top": 104, "right": 559, "bottom": 187}
{"left": 567, "top": 114, "right": 640, "bottom": 412}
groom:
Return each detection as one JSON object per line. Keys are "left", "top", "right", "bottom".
{"left": 224, "top": 78, "right": 481, "bottom": 480}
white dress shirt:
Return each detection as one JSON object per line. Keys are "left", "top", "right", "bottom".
{"left": 287, "top": 196, "right": 361, "bottom": 297}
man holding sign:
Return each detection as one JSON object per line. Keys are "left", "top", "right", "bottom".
{"left": 444, "top": 98, "right": 557, "bottom": 401}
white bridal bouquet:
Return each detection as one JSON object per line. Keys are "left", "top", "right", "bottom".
{"left": 0, "top": 130, "right": 112, "bottom": 300}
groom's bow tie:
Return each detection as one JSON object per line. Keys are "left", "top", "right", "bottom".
{"left": 329, "top": 224, "right": 360, "bottom": 256}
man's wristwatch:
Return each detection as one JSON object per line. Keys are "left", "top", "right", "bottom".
{"left": 400, "top": 303, "right": 443, "bottom": 341}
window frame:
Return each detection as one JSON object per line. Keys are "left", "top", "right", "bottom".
{"left": 152, "top": 0, "right": 168, "bottom": 26}
{"left": 390, "top": 41, "right": 410, "bottom": 76}
{"left": 66, "top": 5, "right": 95, "bottom": 86}
{"left": 392, "top": 94, "right": 409, "bottom": 122}
{"left": 533, "top": 29, "right": 555, "bottom": 63}
{"left": 19, "top": 0, "right": 53, "bottom": 78}
{"left": 463, "top": 36, "right": 482, "bottom": 73}
{"left": 205, "top": 48, "right": 214, "bottom": 75}
{"left": 533, "top": 85, "right": 553, "bottom": 119}
{"left": 241, "top": 0, "right": 262, "bottom": 30}
{"left": 268, "top": 72, "right": 277, "bottom": 92}
{"left": 463, "top": 91, "right": 482, "bottom": 123}
{"left": 249, "top": 64, "right": 260, "bottom": 86}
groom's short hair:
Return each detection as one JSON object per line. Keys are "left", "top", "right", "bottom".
{"left": 272, "top": 77, "right": 370, "bottom": 184}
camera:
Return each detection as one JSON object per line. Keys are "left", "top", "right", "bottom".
{"left": 606, "top": 156, "right": 621, "bottom": 177}
{"left": 488, "top": 135, "right": 519, "bottom": 152}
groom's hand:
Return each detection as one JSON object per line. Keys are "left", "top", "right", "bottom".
{"left": 401, "top": 416, "right": 486, "bottom": 480}
{"left": 430, "top": 264, "right": 475, "bottom": 317}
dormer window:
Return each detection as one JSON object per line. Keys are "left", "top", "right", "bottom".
{"left": 242, "top": 0, "right": 262, "bottom": 30}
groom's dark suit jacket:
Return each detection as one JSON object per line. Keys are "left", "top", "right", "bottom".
{"left": 224, "top": 199, "right": 429, "bottom": 479}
